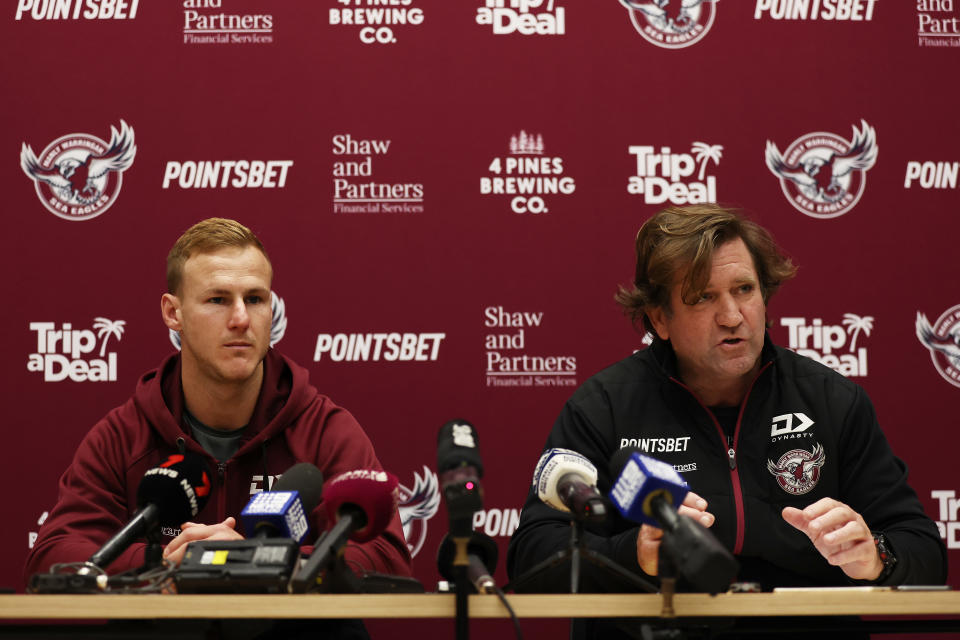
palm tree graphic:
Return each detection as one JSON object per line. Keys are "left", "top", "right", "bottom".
{"left": 93, "top": 317, "right": 126, "bottom": 357}
{"left": 692, "top": 142, "right": 723, "bottom": 180}
{"left": 842, "top": 314, "right": 874, "bottom": 351}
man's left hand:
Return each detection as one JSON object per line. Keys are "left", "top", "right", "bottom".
{"left": 782, "top": 498, "right": 883, "bottom": 581}
{"left": 162, "top": 517, "right": 244, "bottom": 566}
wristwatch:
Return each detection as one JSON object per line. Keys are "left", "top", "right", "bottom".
{"left": 872, "top": 532, "right": 897, "bottom": 583}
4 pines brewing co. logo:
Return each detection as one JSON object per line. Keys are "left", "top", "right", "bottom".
{"left": 619, "top": 0, "right": 719, "bottom": 48}
{"left": 20, "top": 120, "right": 136, "bottom": 221}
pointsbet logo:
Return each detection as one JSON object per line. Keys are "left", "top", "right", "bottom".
{"left": 28, "top": 319, "right": 126, "bottom": 382}
{"left": 15, "top": 0, "right": 139, "bottom": 20}
{"left": 313, "top": 333, "right": 445, "bottom": 362}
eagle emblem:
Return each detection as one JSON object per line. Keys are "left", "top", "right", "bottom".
{"left": 765, "top": 120, "right": 877, "bottom": 219}
{"left": 619, "top": 0, "right": 720, "bottom": 49}
{"left": 397, "top": 465, "right": 440, "bottom": 558}
{"left": 21, "top": 120, "right": 136, "bottom": 221}
{"left": 767, "top": 444, "right": 826, "bottom": 495}
{"left": 916, "top": 306, "right": 960, "bottom": 389}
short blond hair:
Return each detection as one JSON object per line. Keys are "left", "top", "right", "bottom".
{"left": 166, "top": 218, "right": 270, "bottom": 294}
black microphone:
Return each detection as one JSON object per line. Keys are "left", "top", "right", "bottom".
{"left": 289, "top": 469, "right": 399, "bottom": 593}
{"left": 436, "top": 420, "right": 484, "bottom": 536}
{"left": 88, "top": 452, "right": 211, "bottom": 570}
{"left": 437, "top": 532, "right": 499, "bottom": 594}
{"left": 609, "top": 448, "right": 738, "bottom": 594}
{"left": 532, "top": 448, "right": 607, "bottom": 522}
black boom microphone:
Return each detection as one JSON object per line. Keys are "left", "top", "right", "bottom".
{"left": 436, "top": 419, "right": 484, "bottom": 536}
{"left": 89, "top": 452, "right": 211, "bottom": 571}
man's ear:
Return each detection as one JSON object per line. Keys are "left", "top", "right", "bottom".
{"left": 161, "top": 293, "right": 182, "bottom": 331}
{"left": 647, "top": 306, "right": 669, "bottom": 341}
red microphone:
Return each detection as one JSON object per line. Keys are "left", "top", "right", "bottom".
{"left": 289, "top": 469, "right": 398, "bottom": 592}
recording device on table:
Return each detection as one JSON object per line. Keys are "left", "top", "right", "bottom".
{"left": 29, "top": 452, "right": 212, "bottom": 593}
{"left": 609, "top": 448, "right": 738, "bottom": 595}
{"left": 289, "top": 467, "right": 422, "bottom": 594}
{"left": 175, "top": 462, "right": 325, "bottom": 593}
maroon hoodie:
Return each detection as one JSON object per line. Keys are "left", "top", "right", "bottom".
{"left": 25, "top": 349, "right": 412, "bottom": 581}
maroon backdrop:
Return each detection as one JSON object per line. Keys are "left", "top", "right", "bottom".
{"left": 3, "top": 1, "right": 959, "bottom": 637}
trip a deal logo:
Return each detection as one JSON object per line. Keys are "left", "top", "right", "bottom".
{"left": 20, "top": 121, "right": 136, "bottom": 221}
{"left": 765, "top": 120, "right": 877, "bottom": 219}
{"left": 619, "top": 0, "right": 719, "bottom": 48}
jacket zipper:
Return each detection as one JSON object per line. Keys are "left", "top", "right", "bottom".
{"left": 670, "top": 361, "right": 771, "bottom": 555}
{"left": 217, "top": 461, "right": 228, "bottom": 521}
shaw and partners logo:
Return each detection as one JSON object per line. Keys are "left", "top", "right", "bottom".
{"left": 765, "top": 120, "right": 877, "bottom": 219}
{"left": 183, "top": 0, "right": 274, "bottom": 45}
{"left": 781, "top": 314, "right": 873, "bottom": 377}
{"left": 332, "top": 134, "right": 424, "bottom": 214}
{"left": 619, "top": 0, "right": 719, "bottom": 49}
{"left": 484, "top": 305, "right": 577, "bottom": 388}
{"left": 916, "top": 305, "right": 960, "bottom": 388}
{"left": 28, "top": 318, "right": 126, "bottom": 382}
{"left": 917, "top": 0, "right": 960, "bottom": 47}
{"left": 20, "top": 120, "right": 136, "bottom": 221}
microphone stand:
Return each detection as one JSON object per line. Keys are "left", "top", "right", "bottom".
{"left": 452, "top": 533, "right": 471, "bottom": 640}
{"left": 506, "top": 519, "right": 658, "bottom": 594}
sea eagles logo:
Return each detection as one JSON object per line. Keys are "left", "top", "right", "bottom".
{"left": 619, "top": 0, "right": 719, "bottom": 49}
{"left": 765, "top": 120, "right": 877, "bottom": 219}
{"left": 397, "top": 465, "right": 440, "bottom": 558}
{"left": 767, "top": 444, "right": 825, "bottom": 495}
{"left": 916, "top": 306, "right": 960, "bottom": 389}
{"left": 169, "top": 291, "right": 287, "bottom": 350}
{"left": 20, "top": 120, "right": 136, "bottom": 221}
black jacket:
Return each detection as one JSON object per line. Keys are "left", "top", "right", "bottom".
{"left": 507, "top": 336, "right": 947, "bottom": 592}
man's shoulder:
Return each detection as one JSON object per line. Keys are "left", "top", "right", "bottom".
{"left": 570, "top": 350, "right": 657, "bottom": 403}
{"left": 770, "top": 343, "right": 864, "bottom": 401}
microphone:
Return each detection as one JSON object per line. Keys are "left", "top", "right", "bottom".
{"left": 532, "top": 448, "right": 607, "bottom": 522}
{"left": 436, "top": 532, "right": 499, "bottom": 594}
{"left": 609, "top": 449, "right": 737, "bottom": 594}
{"left": 175, "top": 463, "right": 325, "bottom": 594}
{"left": 436, "top": 420, "right": 484, "bottom": 535}
{"left": 240, "top": 462, "right": 324, "bottom": 543}
{"left": 88, "top": 452, "right": 211, "bottom": 570}
{"left": 289, "top": 469, "right": 399, "bottom": 593}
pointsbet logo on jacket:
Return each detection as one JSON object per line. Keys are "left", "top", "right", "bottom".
{"left": 27, "top": 318, "right": 126, "bottom": 382}
{"left": 20, "top": 121, "right": 136, "bottom": 221}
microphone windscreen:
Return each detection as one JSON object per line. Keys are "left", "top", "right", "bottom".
{"left": 136, "top": 452, "right": 211, "bottom": 528}
{"left": 437, "top": 420, "right": 484, "bottom": 476}
{"left": 324, "top": 469, "right": 399, "bottom": 543}
{"left": 608, "top": 448, "right": 688, "bottom": 526}
{"left": 275, "top": 462, "right": 324, "bottom": 514}
{"left": 532, "top": 448, "right": 597, "bottom": 513}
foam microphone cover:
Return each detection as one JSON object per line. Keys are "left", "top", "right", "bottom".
{"left": 323, "top": 469, "right": 399, "bottom": 543}
{"left": 274, "top": 462, "right": 324, "bottom": 514}
{"left": 532, "top": 448, "right": 598, "bottom": 513}
{"left": 135, "top": 452, "right": 212, "bottom": 528}
{"left": 436, "top": 419, "right": 484, "bottom": 476}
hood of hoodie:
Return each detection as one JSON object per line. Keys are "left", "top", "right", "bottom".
{"left": 132, "top": 348, "right": 317, "bottom": 458}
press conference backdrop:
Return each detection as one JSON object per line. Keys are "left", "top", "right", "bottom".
{"left": 3, "top": 0, "right": 959, "bottom": 632}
